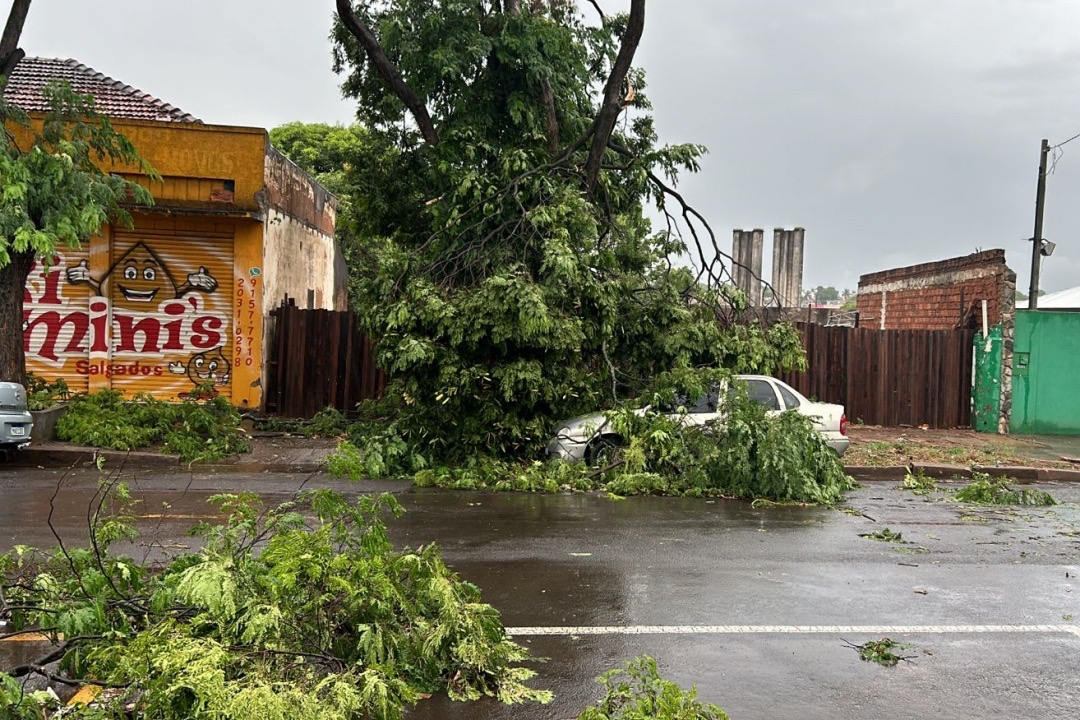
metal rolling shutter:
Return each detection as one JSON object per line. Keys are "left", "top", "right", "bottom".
{"left": 109, "top": 228, "right": 235, "bottom": 401}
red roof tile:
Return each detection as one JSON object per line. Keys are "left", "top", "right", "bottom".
{"left": 3, "top": 57, "right": 201, "bottom": 123}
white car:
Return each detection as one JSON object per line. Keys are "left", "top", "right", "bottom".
{"left": 546, "top": 374, "right": 849, "bottom": 464}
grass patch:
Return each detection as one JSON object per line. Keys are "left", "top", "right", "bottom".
{"left": 954, "top": 474, "right": 1056, "bottom": 506}
{"left": 845, "top": 437, "right": 1056, "bottom": 469}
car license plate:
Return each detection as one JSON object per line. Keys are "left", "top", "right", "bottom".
{"left": 10, "top": 426, "right": 25, "bottom": 436}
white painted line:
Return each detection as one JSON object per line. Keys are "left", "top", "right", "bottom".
{"left": 506, "top": 624, "right": 1080, "bottom": 637}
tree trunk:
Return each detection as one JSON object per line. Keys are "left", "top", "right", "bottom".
{"left": 584, "top": 0, "right": 645, "bottom": 193}
{"left": 0, "top": 0, "right": 31, "bottom": 78}
{"left": 0, "top": 250, "right": 34, "bottom": 386}
{"left": 335, "top": 0, "right": 440, "bottom": 147}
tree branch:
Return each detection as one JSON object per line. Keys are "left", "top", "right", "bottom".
{"left": 539, "top": 78, "right": 560, "bottom": 155}
{"left": 334, "top": 0, "right": 439, "bottom": 146}
{"left": 584, "top": 0, "right": 644, "bottom": 192}
{"left": 0, "top": 0, "right": 31, "bottom": 79}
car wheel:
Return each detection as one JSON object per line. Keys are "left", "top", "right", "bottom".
{"left": 585, "top": 435, "right": 624, "bottom": 468}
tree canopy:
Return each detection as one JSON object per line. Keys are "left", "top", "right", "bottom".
{"left": 0, "top": 82, "right": 154, "bottom": 385}
{"left": 309, "top": 1, "right": 803, "bottom": 458}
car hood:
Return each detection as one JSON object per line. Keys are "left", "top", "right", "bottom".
{"left": 554, "top": 412, "right": 611, "bottom": 440}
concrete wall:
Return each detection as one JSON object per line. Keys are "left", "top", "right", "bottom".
{"left": 260, "top": 146, "right": 345, "bottom": 313}
{"left": 857, "top": 250, "right": 1015, "bottom": 331}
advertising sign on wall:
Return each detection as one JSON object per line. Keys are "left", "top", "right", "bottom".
{"left": 23, "top": 233, "right": 236, "bottom": 400}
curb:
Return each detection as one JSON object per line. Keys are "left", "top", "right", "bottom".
{"left": 12, "top": 446, "right": 181, "bottom": 469}
{"left": 4, "top": 445, "right": 334, "bottom": 475}
{"left": 5, "top": 449, "right": 334, "bottom": 474}
{"left": 9, "top": 447, "right": 1080, "bottom": 484}
{"left": 844, "top": 463, "right": 1080, "bottom": 484}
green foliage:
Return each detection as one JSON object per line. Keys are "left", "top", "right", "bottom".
{"left": 1, "top": 79, "right": 156, "bottom": 384}
{"left": 807, "top": 285, "right": 840, "bottom": 304}
{"left": 331, "top": 371, "right": 850, "bottom": 505}
{"left": 264, "top": 4, "right": 811, "bottom": 461}
{"left": 55, "top": 388, "right": 250, "bottom": 462}
{"left": 587, "top": 374, "right": 852, "bottom": 504}
{"left": 329, "top": 382, "right": 844, "bottom": 506}
{"left": 861, "top": 528, "right": 904, "bottom": 543}
{"left": 23, "top": 372, "right": 70, "bottom": 410}
{"left": 849, "top": 638, "right": 911, "bottom": 667}
{"left": 577, "top": 656, "right": 729, "bottom": 720}
{"left": 0, "top": 80, "right": 155, "bottom": 267}
{"left": 900, "top": 470, "right": 937, "bottom": 495}
{"left": 0, "top": 673, "right": 54, "bottom": 719}
{"left": 254, "top": 406, "right": 349, "bottom": 439}
{"left": 954, "top": 474, "right": 1056, "bottom": 506}
{"left": 414, "top": 456, "right": 596, "bottom": 493}
{"left": 0, "top": 488, "right": 551, "bottom": 718}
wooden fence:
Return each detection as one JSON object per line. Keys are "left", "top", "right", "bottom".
{"left": 778, "top": 323, "right": 975, "bottom": 428}
{"left": 264, "top": 301, "right": 385, "bottom": 418}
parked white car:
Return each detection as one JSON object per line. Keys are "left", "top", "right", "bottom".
{"left": 546, "top": 374, "right": 849, "bottom": 464}
{"left": 0, "top": 382, "right": 34, "bottom": 451}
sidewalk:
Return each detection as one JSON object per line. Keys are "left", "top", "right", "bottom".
{"left": 843, "top": 425, "right": 1080, "bottom": 483}
{"left": 7, "top": 429, "right": 1080, "bottom": 483}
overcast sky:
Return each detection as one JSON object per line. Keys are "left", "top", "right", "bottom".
{"left": 19, "top": 0, "right": 1080, "bottom": 293}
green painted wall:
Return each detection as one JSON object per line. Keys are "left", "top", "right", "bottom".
{"left": 1011, "top": 310, "right": 1080, "bottom": 435}
{"left": 971, "top": 325, "right": 1003, "bottom": 433}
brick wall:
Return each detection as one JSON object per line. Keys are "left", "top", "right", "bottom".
{"left": 857, "top": 250, "right": 1016, "bottom": 331}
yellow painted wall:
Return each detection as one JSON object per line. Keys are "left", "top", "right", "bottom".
{"left": 17, "top": 115, "right": 342, "bottom": 411}
{"left": 19, "top": 119, "right": 270, "bottom": 408}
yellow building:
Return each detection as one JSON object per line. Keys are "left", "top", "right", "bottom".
{"left": 6, "top": 57, "right": 344, "bottom": 410}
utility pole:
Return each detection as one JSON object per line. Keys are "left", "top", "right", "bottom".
{"left": 1028, "top": 138, "right": 1049, "bottom": 310}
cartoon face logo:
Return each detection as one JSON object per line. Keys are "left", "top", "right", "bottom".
{"left": 169, "top": 346, "right": 231, "bottom": 387}
{"left": 114, "top": 246, "right": 168, "bottom": 303}
{"left": 66, "top": 242, "right": 218, "bottom": 302}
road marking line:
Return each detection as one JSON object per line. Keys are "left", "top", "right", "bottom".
{"left": 506, "top": 624, "right": 1080, "bottom": 637}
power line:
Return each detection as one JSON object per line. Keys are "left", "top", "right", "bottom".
{"left": 1052, "top": 132, "right": 1080, "bottom": 151}
{"left": 1048, "top": 132, "right": 1080, "bottom": 175}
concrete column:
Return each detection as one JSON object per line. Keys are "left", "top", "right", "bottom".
{"left": 771, "top": 227, "right": 805, "bottom": 307}
{"left": 732, "top": 229, "right": 763, "bottom": 306}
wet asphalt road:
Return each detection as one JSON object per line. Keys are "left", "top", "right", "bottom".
{"left": 1, "top": 463, "right": 1078, "bottom": 719}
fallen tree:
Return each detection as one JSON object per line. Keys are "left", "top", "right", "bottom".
{"left": 306, "top": 2, "right": 806, "bottom": 460}
{"left": 1, "top": 475, "right": 550, "bottom": 718}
